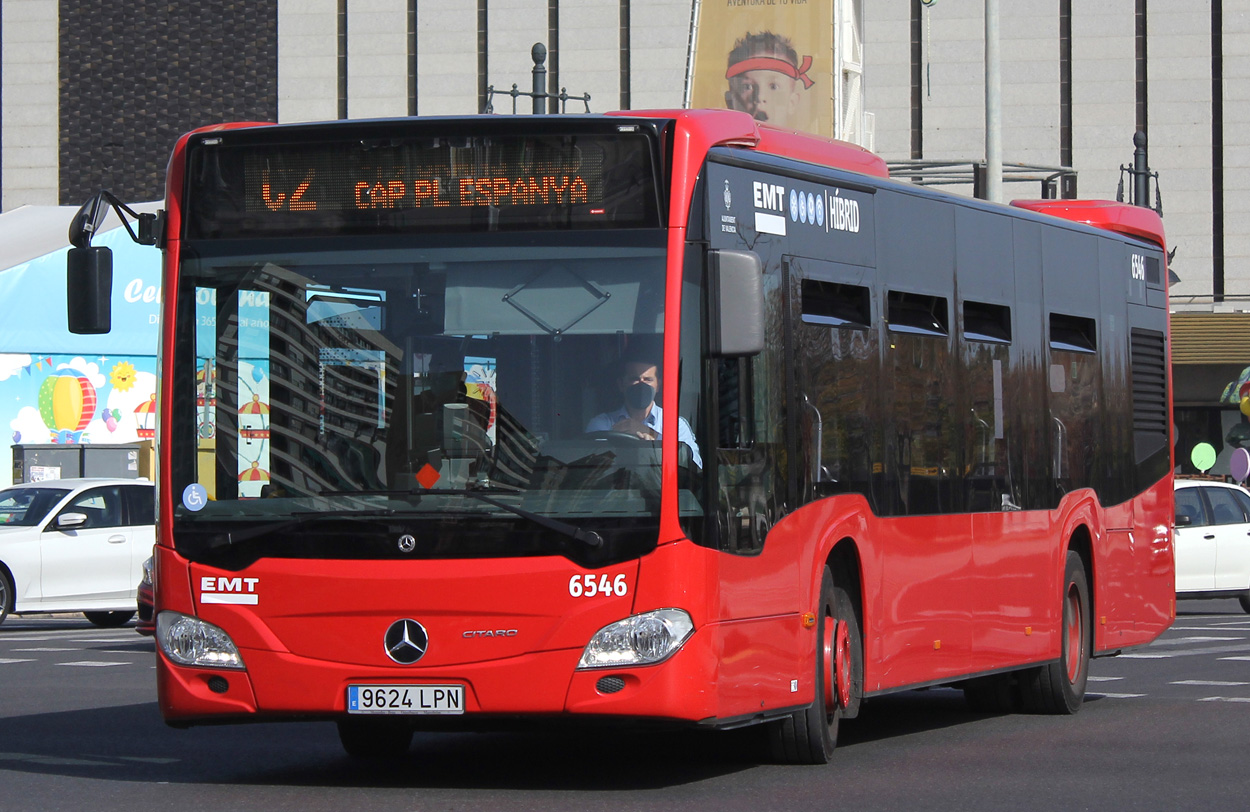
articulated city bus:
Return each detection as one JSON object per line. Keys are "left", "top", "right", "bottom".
{"left": 67, "top": 109, "right": 1174, "bottom": 763}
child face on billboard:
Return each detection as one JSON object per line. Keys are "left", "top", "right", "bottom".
{"left": 725, "top": 69, "right": 800, "bottom": 126}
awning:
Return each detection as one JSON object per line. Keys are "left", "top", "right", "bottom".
{"left": 1171, "top": 312, "right": 1250, "bottom": 365}
{"left": 0, "top": 206, "right": 162, "bottom": 356}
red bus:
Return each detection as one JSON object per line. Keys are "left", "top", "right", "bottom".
{"left": 67, "top": 109, "right": 1174, "bottom": 763}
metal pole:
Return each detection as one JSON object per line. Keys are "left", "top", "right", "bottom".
{"left": 984, "top": 0, "right": 1002, "bottom": 203}
{"left": 531, "top": 43, "right": 547, "bottom": 115}
{"left": 1133, "top": 130, "right": 1148, "bottom": 207}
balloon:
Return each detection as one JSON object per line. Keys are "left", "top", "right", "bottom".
{"left": 1191, "top": 442, "right": 1217, "bottom": 473}
{"left": 1232, "top": 448, "right": 1250, "bottom": 483}
{"left": 1242, "top": 396, "right": 1250, "bottom": 417}
{"left": 37, "top": 369, "right": 96, "bottom": 441}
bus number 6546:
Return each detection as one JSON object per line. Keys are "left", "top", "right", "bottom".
{"left": 569, "top": 573, "right": 628, "bottom": 598}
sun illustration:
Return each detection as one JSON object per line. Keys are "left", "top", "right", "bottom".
{"left": 109, "top": 361, "right": 138, "bottom": 392}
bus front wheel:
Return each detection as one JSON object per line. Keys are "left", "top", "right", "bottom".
{"left": 768, "top": 566, "right": 860, "bottom": 764}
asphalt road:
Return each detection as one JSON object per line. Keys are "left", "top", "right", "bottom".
{"left": 2, "top": 601, "right": 1250, "bottom": 811}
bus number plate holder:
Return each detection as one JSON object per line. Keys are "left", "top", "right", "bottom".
{"left": 347, "top": 684, "right": 465, "bottom": 714}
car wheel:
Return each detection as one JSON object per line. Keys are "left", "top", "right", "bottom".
{"left": 0, "top": 569, "right": 14, "bottom": 626}
{"left": 336, "top": 719, "right": 413, "bottom": 759}
{"left": 1239, "top": 594, "right": 1250, "bottom": 615}
{"left": 83, "top": 610, "right": 136, "bottom": 628}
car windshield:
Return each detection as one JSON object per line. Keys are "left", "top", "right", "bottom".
{"left": 167, "top": 232, "right": 697, "bottom": 564}
{"left": 0, "top": 487, "right": 71, "bottom": 527}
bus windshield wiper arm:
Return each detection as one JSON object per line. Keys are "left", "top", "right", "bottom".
{"left": 208, "top": 509, "right": 395, "bottom": 548}
{"left": 434, "top": 488, "right": 604, "bottom": 549}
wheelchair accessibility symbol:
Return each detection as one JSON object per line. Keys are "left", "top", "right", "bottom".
{"left": 183, "top": 483, "right": 208, "bottom": 511}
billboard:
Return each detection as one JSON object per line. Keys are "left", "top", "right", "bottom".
{"left": 688, "top": 1, "right": 834, "bottom": 136}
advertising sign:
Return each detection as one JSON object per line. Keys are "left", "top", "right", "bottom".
{"left": 689, "top": 1, "right": 834, "bottom": 137}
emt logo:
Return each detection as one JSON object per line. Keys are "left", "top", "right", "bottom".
{"left": 200, "top": 576, "right": 260, "bottom": 605}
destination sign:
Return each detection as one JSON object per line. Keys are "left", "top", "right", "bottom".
{"left": 184, "top": 128, "right": 661, "bottom": 238}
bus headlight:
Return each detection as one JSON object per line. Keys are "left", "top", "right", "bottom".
{"left": 577, "top": 608, "right": 694, "bottom": 669}
{"left": 156, "top": 611, "right": 246, "bottom": 669}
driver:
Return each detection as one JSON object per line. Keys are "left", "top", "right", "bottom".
{"left": 586, "top": 357, "right": 702, "bottom": 468}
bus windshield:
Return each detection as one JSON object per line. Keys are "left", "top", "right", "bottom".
{"left": 169, "top": 232, "right": 683, "bottom": 566}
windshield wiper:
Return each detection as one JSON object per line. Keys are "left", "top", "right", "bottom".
{"left": 201, "top": 509, "right": 396, "bottom": 550}
{"left": 328, "top": 487, "right": 604, "bottom": 549}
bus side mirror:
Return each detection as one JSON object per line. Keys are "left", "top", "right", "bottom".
{"left": 707, "top": 249, "right": 764, "bottom": 357}
{"left": 67, "top": 246, "right": 113, "bottom": 334}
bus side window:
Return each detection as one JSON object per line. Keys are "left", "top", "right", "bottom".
{"left": 716, "top": 357, "right": 751, "bottom": 449}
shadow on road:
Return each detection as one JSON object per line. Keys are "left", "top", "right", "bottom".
{"left": 0, "top": 687, "right": 1010, "bottom": 790}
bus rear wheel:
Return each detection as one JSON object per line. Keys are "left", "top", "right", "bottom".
{"left": 768, "top": 567, "right": 860, "bottom": 764}
{"left": 1020, "top": 551, "right": 1090, "bottom": 714}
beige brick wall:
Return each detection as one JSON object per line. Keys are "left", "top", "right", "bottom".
{"left": 2, "top": 0, "right": 59, "bottom": 209}
{"left": 278, "top": 0, "right": 339, "bottom": 123}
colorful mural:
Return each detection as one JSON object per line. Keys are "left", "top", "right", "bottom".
{"left": 3, "top": 353, "right": 158, "bottom": 450}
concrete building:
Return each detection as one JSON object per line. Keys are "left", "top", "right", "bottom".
{"left": 1, "top": 0, "right": 1246, "bottom": 475}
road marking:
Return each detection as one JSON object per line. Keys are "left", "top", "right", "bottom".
{"left": 1198, "top": 696, "right": 1250, "bottom": 703}
{"left": 12, "top": 647, "right": 81, "bottom": 652}
{"left": 1219, "top": 656, "right": 1250, "bottom": 662}
{"left": 1089, "top": 692, "right": 1146, "bottom": 698}
{"left": 1087, "top": 676, "right": 1123, "bottom": 682}
{"left": 0, "top": 658, "right": 36, "bottom": 664}
{"left": 1172, "top": 680, "right": 1250, "bottom": 687}
{"left": 1150, "top": 636, "right": 1244, "bottom": 646}
{"left": 1125, "top": 643, "right": 1250, "bottom": 659}
{"left": 57, "top": 661, "right": 129, "bottom": 667}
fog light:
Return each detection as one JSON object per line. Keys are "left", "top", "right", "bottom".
{"left": 577, "top": 608, "right": 694, "bottom": 669}
{"left": 157, "top": 611, "right": 245, "bottom": 669}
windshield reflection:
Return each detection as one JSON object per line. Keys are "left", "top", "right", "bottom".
{"left": 171, "top": 235, "right": 695, "bottom": 544}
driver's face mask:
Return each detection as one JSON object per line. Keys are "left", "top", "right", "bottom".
{"left": 625, "top": 381, "right": 656, "bottom": 411}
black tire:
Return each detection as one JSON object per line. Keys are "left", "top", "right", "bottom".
{"left": 1019, "top": 551, "right": 1090, "bottom": 714}
{"left": 1239, "top": 594, "right": 1250, "bottom": 615}
{"left": 336, "top": 719, "right": 414, "bottom": 759}
{"left": 768, "top": 566, "right": 861, "bottom": 764}
{"left": 83, "top": 610, "right": 136, "bottom": 628}
{"left": 0, "top": 569, "right": 14, "bottom": 626}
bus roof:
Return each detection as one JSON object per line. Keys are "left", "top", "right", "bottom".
{"left": 1011, "top": 199, "right": 1167, "bottom": 251}
{"left": 611, "top": 108, "right": 890, "bottom": 180}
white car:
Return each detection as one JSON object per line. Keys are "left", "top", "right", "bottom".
{"left": 1174, "top": 478, "right": 1250, "bottom": 613}
{"left": 0, "top": 478, "right": 154, "bottom": 626}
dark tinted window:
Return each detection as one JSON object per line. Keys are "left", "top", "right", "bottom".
{"left": 0, "top": 487, "right": 70, "bottom": 527}
{"left": 1231, "top": 487, "right": 1250, "bottom": 518}
{"left": 124, "top": 485, "right": 156, "bottom": 526}
{"left": 1206, "top": 487, "right": 1247, "bottom": 526}
{"left": 58, "top": 486, "right": 124, "bottom": 529}
{"left": 1174, "top": 487, "right": 1207, "bottom": 526}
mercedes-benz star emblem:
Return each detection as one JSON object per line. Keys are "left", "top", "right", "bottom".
{"left": 397, "top": 534, "right": 417, "bottom": 553}
{"left": 384, "top": 619, "right": 429, "bottom": 665}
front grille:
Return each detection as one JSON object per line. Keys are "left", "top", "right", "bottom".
{"left": 596, "top": 676, "right": 626, "bottom": 694}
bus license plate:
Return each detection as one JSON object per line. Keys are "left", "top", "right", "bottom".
{"left": 347, "top": 684, "right": 464, "bottom": 715}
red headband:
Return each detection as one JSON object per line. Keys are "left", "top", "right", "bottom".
{"left": 726, "top": 55, "right": 815, "bottom": 89}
